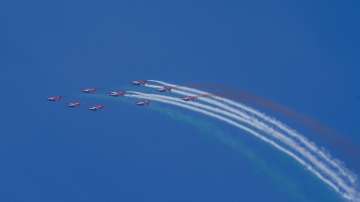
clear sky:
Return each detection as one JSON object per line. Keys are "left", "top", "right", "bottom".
{"left": 1, "top": 0, "right": 359, "bottom": 201}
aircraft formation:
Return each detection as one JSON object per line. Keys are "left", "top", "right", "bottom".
{"left": 47, "top": 80, "right": 204, "bottom": 111}
{"left": 47, "top": 79, "right": 360, "bottom": 201}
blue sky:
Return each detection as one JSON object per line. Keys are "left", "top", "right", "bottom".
{"left": 1, "top": 0, "right": 359, "bottom": 201}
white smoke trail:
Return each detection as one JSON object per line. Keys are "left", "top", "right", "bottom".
{"left": 125, "top": 93, "right": 356, "bottom": 200}
{"left": 147, "top": 80, "right": 357, "bottom": 185}
{"left": 144, "top": 83, "right": 357, "bottom": 190}
{"left": 128, "top": 90, "right": 357, "bottom": 198}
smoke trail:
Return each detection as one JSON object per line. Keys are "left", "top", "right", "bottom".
{"left": 147, "top": 80, "right": 357, "bottom": 186}
{"left": 128, "top": 91, "right": 357, "bottom": 199}
{"left": 125, "top": 93, "right": 358, "bottom": 200}
{"left": 144, "top": 83, "right": 357, "bottom": 189}
{"left": 89, "top": 93, "right": 317, "bottom": 200}
{"left": 145, "top": 104, "right": 312, "bottom": 202}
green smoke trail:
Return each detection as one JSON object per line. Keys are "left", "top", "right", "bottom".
{"left": 86, "top": 93, "right": 324, "bottom": 202}
{"left": 147, "top": 104, "right": 313, "bottom": 202}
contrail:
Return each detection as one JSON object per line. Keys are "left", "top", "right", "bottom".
{"left": 125, "top": 93, "right": 357, "bottom": 200}
{"left": 128, "top": 90, "right": 357, "bottom": 198}
{"left": 147, "top": 80, "right": 357, "bottom": 185}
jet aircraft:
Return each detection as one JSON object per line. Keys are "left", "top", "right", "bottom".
{"left": 132, "top": 80, "right": 147, "bottom": 86}
{"left": 157, "top": 86, "right": 173, "bottom": 92}
{"left": 48, "top": 96, "right": 62, "bottom": 102}
{"left": 68, "top": 101, "right": 80, "bottom": 108}
{"left": 82, "top": 88, "right": 96, "bottom": 93}
{"left": 88, "top": 104, "right": 105, "bottom": 111}
{"left": 109, "top": 91, "right": 125, "bottom": 97}
{"left": 136, "top": 99, "right": 150, "bottom": 106}
{"left": 182, "top": 96, "right": 197, "bottom": 101}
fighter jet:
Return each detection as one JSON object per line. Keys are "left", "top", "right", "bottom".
{"left": 132, "top": 80, "right": 147, "bottom": 86}
{"left": 157, "top": 86, "right": 173, "bottom": 92}
{"left": 82, "top": 88, "right": 96, "bottom": 93}
{"left": 48, "top": 96, "right": 62, "bottom": 102}
{"left": 182, "top": 96, "right": 197, "bottom": 101}
{"left": 88, "top": 104, "right": 104, "bottom": 111}
{"left": 136, "top": 99, "right": 150, "bottom": 106}
{"left": 67, "top": 101, "right": 80, "bottom": 108}
{"left": 109, "top": 90, "right": 125, "bottom": 97}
